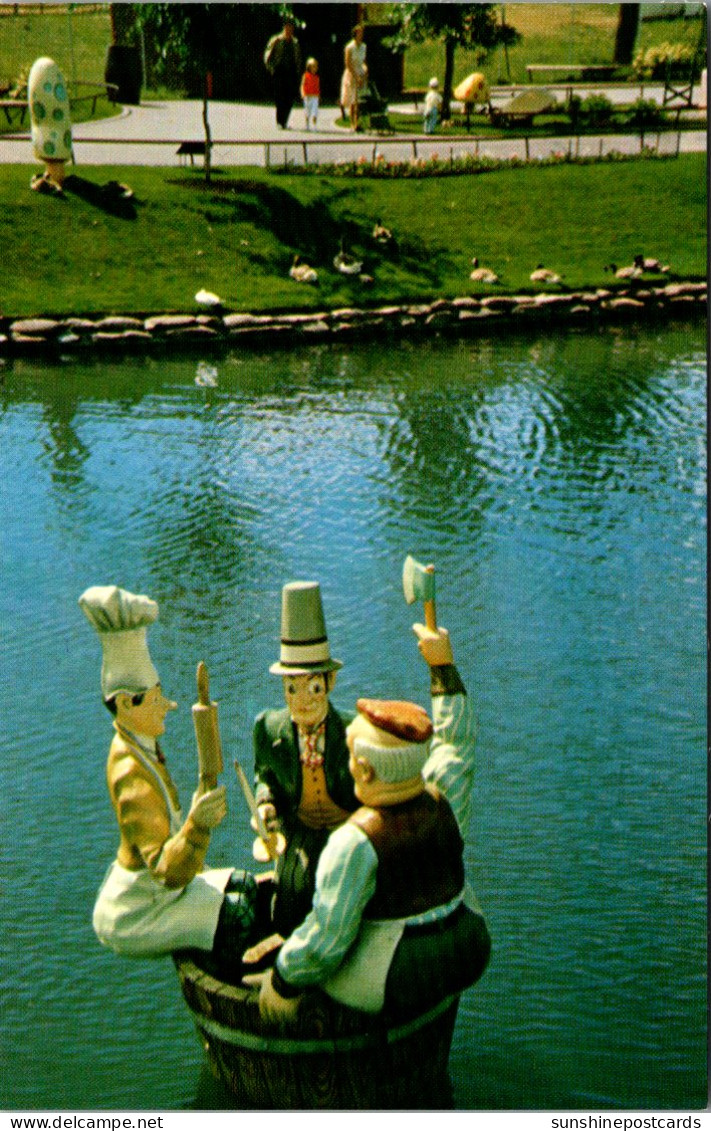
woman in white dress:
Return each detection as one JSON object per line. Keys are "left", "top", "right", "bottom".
{"left": 340, "top": 25, "right": 367, "bottom": 131}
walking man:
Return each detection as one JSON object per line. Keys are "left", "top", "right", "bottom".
{"left": 264, "top": 18, "right": 302, "bottom": 129}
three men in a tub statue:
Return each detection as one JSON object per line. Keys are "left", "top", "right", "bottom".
{"left": 79, "top": 585, "right": 256, "bottom": 968}
{"left": 252, "top": 580, "right": 358, "bottom": 936}
{"left": 247, "top": 620, "right": 491, "bottom": 1025}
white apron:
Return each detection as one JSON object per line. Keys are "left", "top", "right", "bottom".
{"left": 93, "top": 743, "right": 232, "bottom": 957}
{"left": 323, "top": 884, "right": 481, "bottom": 1013}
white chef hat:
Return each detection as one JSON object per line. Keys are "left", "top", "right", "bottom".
{"left": 79, "top": 585, "right": 159, "bottom": 699}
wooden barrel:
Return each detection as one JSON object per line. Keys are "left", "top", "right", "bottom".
{"left": 174, "top": 953, "right": 459, "bottom": 1109}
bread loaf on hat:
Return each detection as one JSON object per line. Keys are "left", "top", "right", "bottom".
{"left": 355, "top": 699, "right": 433, "bottom": 744}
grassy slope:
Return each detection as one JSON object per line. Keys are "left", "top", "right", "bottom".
{"left": 2, "top": 153, "right": 705, "bottom": 317}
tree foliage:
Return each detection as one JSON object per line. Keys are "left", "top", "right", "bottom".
{"left": 135, "top": 3, "right": 281, "bottom": 94}
{"left": 385, "top": 3, "right": 519, "bottom": 117}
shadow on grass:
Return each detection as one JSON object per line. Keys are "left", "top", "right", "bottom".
{"left": 63, "top": 174, "right": 139, "bottom": 219}
{"left": 166, "top": 174, "right": 445, "bottom": 285}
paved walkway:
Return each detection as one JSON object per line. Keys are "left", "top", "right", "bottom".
{"left": 0, "top": 86, "right": 705, "bottom": 168}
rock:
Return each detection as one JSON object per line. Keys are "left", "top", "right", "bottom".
{"left": 92, "top": 330, "right": 154, "bottom": 345}
{"left": 95, "top": 316, "right": 145, "bottom": 330}
{"left": 373, "top": 305, "right": 404, "bottom": 317}
{"left": 606, "top": 297, "right": 646, "bottom": 310}
{"left": 62, "top": 318, "right": 99, "bottom": 333}
{"left": 664, "top": 282, "right": 706, "bottom": 297}
{"left": 144, "top": 314, "right": 199, "bottom": 332}
{"left": 458, "top": 307, "right": 498, "bottom": 321}
{"left": 10, "top": 318, "right": 59, "bottom": 335}
{"left": 278, "top": 312, "right": 330, "bottom": 325}
{"left": 223, "top": 313, "right": 275, "bottom": 328}
{"left": 481, "top": 295, "right": 518, "bottom": 310}
{"left": 533, "top": 293, "right": 573, "bottom": 307}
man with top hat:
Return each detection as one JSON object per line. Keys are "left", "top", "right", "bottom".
{"left": 79, "top": 585, "right": 256, "bottom": 965}
{"left": 248, "top": 621, "right": 491, "bottom": 1025}
{"left": 253, "top": 581, "right": 357, "bottom": 936}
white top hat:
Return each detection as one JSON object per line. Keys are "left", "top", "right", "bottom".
{"left": 270, "top": 580, "right": 342, "bottom": 675}
{"left": 79, "top": 585, "right": 159, "bottom": 698}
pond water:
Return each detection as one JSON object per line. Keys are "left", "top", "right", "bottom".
{"left": 0, "top": 321, "right": 706, "bottom": 1112}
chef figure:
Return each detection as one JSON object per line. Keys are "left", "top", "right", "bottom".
{"left": 80, "top": 584, "right": 256, "bottom": 969}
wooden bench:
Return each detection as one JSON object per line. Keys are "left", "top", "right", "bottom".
{"left": 0, "top": 99, "right": 28, "bottom": 125}
{"left": 0, "top": 82, "right": 117, "bottom": 128}
{"left": 69, "top": 81, "right": 119, "bottom": 113}
{"left": 177, "top": 140, "right": 207, "bottom": 166}
{"left": 525, "top": 63, "right": 616, "bottom": 84}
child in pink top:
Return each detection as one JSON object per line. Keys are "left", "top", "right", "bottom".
{"left": 300, "top": 58, "right": 320, "bottom": 130}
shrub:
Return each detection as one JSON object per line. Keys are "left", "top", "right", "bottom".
{"left": 579, "top": 94, "right": 615, "bottom": 129}
{"left": 633, "top": 42, "right": 700, "bottom": 81}
{"left": 627, "top": 98, "right": 664, "bottom": 130}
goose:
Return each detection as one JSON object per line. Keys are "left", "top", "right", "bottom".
{"left": 289, "top": 255, "right": 318, "bottom": 284}
{"left": 333, "top": 239, "right": 363, "bottom": 276}
{"left": 604, "top": 262, "right": 642, "bottom": 280}
{"left": 530, "top": 264, "right": 562, "bottom": 284}
{"left": 372, "top": 219, "right": 394, "bottom": 245}
{"left": 634, "top": 253, "right": 670, "bottom": 274}
{"left": 195, "top": 288, "right": 223, "bottom": 308}
{"left": 470, "top": 257, "right": 499, "bottom": 284}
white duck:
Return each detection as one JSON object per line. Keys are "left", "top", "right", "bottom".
{"left": 333, "top": 239, "right": 363, "bottom": 276}
{"left": 195, "top": 288, "right": 222, "bottom": 308}
{"left": 530, "top": 264, "right": 562, "bottom": 284}
{"left": 470, "top": 257, "right": 499, "bottom": 284}
{"left": 289, "top": 255, "right": 318, "bottom": 284}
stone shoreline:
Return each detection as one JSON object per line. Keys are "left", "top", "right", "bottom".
{"left": 2, "top": 281, "right": 705, "bottom": 358}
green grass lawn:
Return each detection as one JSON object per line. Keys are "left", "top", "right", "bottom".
{"left": 403, "top": 4, "right": 706, "bottom": 89}
{"left": 2, "top": 153, "right": 705, "bottom": 318}
{"left": 0, "top": 5, "right": 111, "bottom": 90}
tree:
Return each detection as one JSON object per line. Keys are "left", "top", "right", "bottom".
{"left": 109, "top": 4, "right": 139, "bottom": 46}
{"left": 613, "top": 4, "right": 641, "bottom": 66}
{"left": 385, "top": 4, "right": 519, "bottom": 119}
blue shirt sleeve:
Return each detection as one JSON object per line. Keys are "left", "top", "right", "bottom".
{"left": 422, "top": 692, "right": 476, "bottom": 835}
{"left": 276, "top": 822, "right": 378, "bottom": 988}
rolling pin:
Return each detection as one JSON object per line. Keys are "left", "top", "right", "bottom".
{"left": 192, "top": 661, "right": 223, "bottom": 790}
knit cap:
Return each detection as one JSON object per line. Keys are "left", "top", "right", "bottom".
{"left": 353, "top": 699, "right": 432, "bottom": 783}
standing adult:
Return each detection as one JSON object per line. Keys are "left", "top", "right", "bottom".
{"left": 264, "top": 18, "right": 303, "bottom": 130}
{"left": 340, "top": 24, "right": 367, "bottom": 131}
{"left": 253, "top": 581, "right": 357, "bottom": 936}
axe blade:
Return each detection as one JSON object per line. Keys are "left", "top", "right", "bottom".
{"left": 402, "top": 554, "right": 436, "bottom": 604}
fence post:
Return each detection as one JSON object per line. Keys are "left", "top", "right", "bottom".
{"left": 524, "top": 135, "right": 530, "bottom": 160}
{"left": 264, "top": 143, "right": 270, "bottom": 169}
